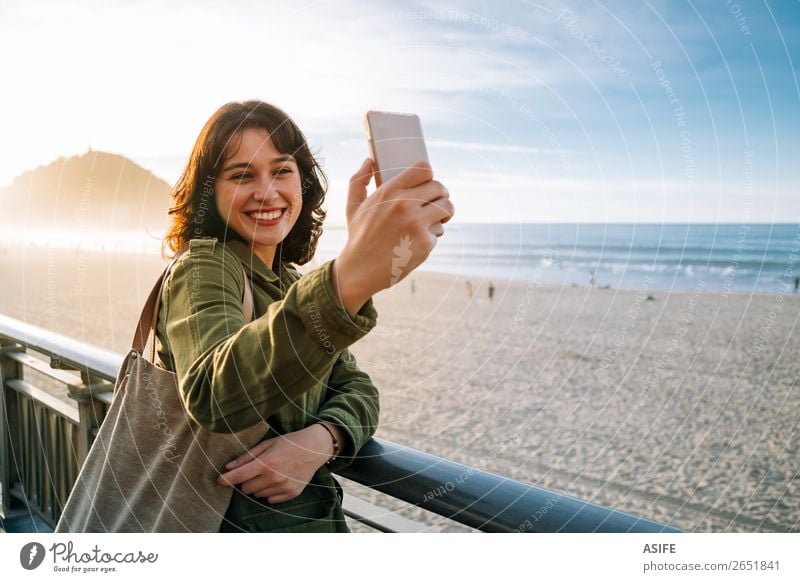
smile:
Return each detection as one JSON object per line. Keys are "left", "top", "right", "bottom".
{"left": 245, "top": 208, "right": 286, "bottom": 225}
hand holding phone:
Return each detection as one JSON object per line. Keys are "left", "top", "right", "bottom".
{"left": 330, "top": 112, "right": 455, "bottom": 314}
{"left": 364, "top": 111, "right": 445, "bottom": 237}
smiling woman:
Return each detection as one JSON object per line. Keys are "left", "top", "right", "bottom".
{"left": 149, "top": 100, "right": 454, "bottom": 532}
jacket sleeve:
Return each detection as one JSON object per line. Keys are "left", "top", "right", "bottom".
{"left": 162, "top": 243, "right": 378, "bottom": 433}
{"left": 317, "top": 349, "right": 380, "bottom": 471}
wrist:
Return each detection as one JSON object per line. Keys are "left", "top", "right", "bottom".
{"left": 331, "top": 253, "right": 374, "bottom": 316}
{"left": 314, "top": 421, "right": 342, "bottom": 466}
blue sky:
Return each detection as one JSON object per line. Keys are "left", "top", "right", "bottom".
{"left": 1, "top": 0, "right": 798, "bottom": 223}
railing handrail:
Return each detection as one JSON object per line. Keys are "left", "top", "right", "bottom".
{"left": 0, "top": 313, "right": 681, "bottom": 533}
{"left": 0, "top": 314, "right": 121, "bottom": 382}
{"left": 340, "top": 438, "right": 679, "bottom": 532}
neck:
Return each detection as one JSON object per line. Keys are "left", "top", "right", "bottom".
{"left": 252, "top": 244, "right": 277, "bottom": 272}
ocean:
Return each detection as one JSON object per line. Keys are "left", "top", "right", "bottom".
{"left": 316, "top": 223, "right": 800, "bottom": 295}
{"left": 3, "top": 223, "right": 799, "bottom": 295}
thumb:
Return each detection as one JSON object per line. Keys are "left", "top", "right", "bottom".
{"left": 347, "top": 158, "right": 374, "bottom": 223}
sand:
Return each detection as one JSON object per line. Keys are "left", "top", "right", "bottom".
{"left": 1, "top": 244, "right": 798, "bottom": 532}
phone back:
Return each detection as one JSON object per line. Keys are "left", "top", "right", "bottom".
{"left": 365, "top": 111, "right": 429, "bottom": 187}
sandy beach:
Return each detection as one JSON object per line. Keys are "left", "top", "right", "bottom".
{"left": 1, "top": 244, "right": 798, "bottom": 532}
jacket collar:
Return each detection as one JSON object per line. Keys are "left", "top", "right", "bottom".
{"left": 225, "top": 239, "right": 280, "bottom": 283}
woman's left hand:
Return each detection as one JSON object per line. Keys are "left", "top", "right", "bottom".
{"left": 217, "top": 424, "right": 335, "bottom": 504}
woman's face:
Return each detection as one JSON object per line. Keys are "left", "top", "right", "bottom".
{"left": 214, "top": 127, "right": 303, "bottom": 267}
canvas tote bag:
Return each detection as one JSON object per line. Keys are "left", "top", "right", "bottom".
{"left": 56, "top": 249, "right": 268, "bottom": 532}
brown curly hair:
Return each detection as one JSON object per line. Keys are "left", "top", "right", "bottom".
{"left": 162, "top": 100, "right": 327, "bottom": 269}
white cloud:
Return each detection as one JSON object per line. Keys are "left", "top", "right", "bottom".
{"left": 428, "top": 138, "right": 574, "bottom": 156}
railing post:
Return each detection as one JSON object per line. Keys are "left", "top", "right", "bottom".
{"left": 0, "top": 341, "right": 24, "bottom": 519}
{"left": 65, "top": 369, "right": 113, "bottom": 468}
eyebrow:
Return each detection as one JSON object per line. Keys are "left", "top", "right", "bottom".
{"left": 222, "top": 155, "right": 296, "bottom": 173}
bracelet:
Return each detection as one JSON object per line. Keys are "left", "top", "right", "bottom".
{"left": 316, "top": 421, "right": 341, "bottom": 465}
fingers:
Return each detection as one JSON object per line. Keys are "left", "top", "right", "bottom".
{"left": 238, "top": 488, "right": 294, "bottom": 504}
{"left": 404, "top": 179, "right": 449, "bottom": 206}
{"left": 244, "top": 480, "right": 303, "bottom": 503}
{"left": 240, "top": 476, "right": 287, "bottom": 497}
{"left": 251, "top": 488, "right": 284, "bottom": 502}
{"left": 429, "top": 222, "right": 444, "bottom": 237}
{"left": 217, "top": 442, "right": 276, "bottom": 487}
{"left": 383, "top": 159, "right": 433, "bottom": 191}
{"left": 421, "top": 195, "right": 455, "bottom": 227}
{"left": 217, "top": 462, "right": 261, "bottom": 487}
{"left": 251, "top": 485, "right": 299, "bottom": 504}
{"left": 349, "top": 157, "right": 374, "bottom": 187}
{"left": 224, "top": 439, "right": 274, "bottom": 470}
{"left": 423, "top": 194, "right": 454, "bottom": 238}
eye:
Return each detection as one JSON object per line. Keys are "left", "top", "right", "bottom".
{"left": 231, "top": 172, "right": 251, "bottom": 181}
{"left": 274, "top": 167, "right": 293, "bottom": 176}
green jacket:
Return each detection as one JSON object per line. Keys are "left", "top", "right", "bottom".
{"left": 155, "top": 237, "right": 380, "bottom": 532}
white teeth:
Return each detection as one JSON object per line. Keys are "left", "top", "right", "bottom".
{"left": 249, "top": 209, "right": 283, "bottom": 221}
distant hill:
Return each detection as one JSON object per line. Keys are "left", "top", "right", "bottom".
{"left": 0, "top": 150, "right": 172, "bottom": 230}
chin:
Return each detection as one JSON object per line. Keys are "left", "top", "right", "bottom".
{"left": 256, "top": 231, "right": 288, "bottom": 244}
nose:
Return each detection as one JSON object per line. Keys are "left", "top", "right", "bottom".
{"left": 251, "top": 176, "right": 281, "bottom": 202}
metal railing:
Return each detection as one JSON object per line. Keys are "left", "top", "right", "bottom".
{"left": 0, "top": 313, "right": 680, "bottom": 533}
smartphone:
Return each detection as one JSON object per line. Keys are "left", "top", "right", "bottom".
{"left": 364, "top": 111, "right": 429, "bottom": 188}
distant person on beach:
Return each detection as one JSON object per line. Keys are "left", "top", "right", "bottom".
{"left": 488, "top": 281, "right": 495, "bottom": 301}
{"left": 466, "top": 280, "right": 473, "bottom": 299}
{"left": 411, "top": 279, "right": 416, "bottom": 295}
{"left": 128, "top": 101, "right": 452, "bottom": 533}
{"left": 795, "top": 276, "right": 799, "bottom": 294}
{"left": 589, "top": 270, "right": 596, "bottom": 287}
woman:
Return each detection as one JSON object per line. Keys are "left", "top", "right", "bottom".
{"left": 155, "top": 100, "right": 453, "bottom": 532}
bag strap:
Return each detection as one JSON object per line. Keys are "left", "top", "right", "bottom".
{"left": 131, "top": 246, "right": 255, "bottom": 362}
